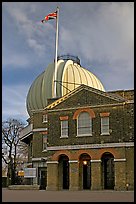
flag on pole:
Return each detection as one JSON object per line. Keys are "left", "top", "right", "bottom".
{"left": 41, "top": 7, "right": 59, "bottom": 98}
{"left": 41, "top": 11, "right": 57, "bottom": 23}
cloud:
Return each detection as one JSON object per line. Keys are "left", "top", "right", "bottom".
{"left": 59, "top": 2, "right": 134, "bottom": 72}
{"left": 3, "top": 2, "right": 133, "bottom": 74}
{"left": 2, "top": 53, "right": 31, "bottom": 68}
{"left": 2, "top": 84, "right": 30, "bottom": 122}
{"left": 3, "top": 2, "right": 55, "bottom": 58}
{"left": 2, "top": 2, "right": 134, "bottom": 122}
{"left": 27, "top": 38, "right": 45, "bottom": 55}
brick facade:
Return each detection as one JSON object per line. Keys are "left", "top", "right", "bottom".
{"left": 21, "top": 85, "right": 134, "bottom": 190}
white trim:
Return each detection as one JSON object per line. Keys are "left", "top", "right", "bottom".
{"left": 46, "top": 103, "right": 126, "bottom": 112}
{"left": 32, "top": 157, "right": 47, "bottom": 161}
{"left": 42, "top": 114, "right": 48, "bottom": 123}
{"left": 76, "top": 134, "right": 92, "bottom": 137}
{"left": 33, "top": 128, "right": 48, "bottom": 132}
{"left": 100, "top": 133, "right": 110, "bottom": 136}
{"left": 60, "top": 136, "right": 68, "bottom": 138}
{"left": 32, "top": 158, "right": 41, "bottom": 161}
{"left": 69, "top": 160, "right": 78, "bottom": 163}
{"left": 42, "top": 121, "right": 48, "bottom": 124}
{"left": 114, "top": 158, "right": 126, "bottom": 162}
{"left": 25, "top": 163, "right": 32, "bottom": 167}
{"left": 46, "top": 161, "right": 58, "bottom": 164}
{"left": 46, "top": 85, "right": 128, "bottom": 110}
{"left": 91, "top": 160, "right": 101, "bottom": 163}
{"left": 47, "top": 142, "right": 134, "bottom": 151}
{"left": 20, "top": 132, "right": 33, "bottom": 141}
{"left": 42, "top": 150, "right": 47, "bottom": 153}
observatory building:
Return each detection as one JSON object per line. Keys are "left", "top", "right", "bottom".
{"left": 26, "top": 55, "right": 105, "bottom": 116}
{"left": 20, "top": 55, "right": 134, "bottom": 191}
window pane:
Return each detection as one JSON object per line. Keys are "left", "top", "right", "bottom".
{"left": 78, "top": 112, "right": 92, "bottom": 135}
{"left": 101, "top": 117, "right": 109, "bottom": 134}
{"left": 62, "top": 129, "right": 68, "bottom": 136}
{"left": 43, "top": 114, "right": 48, "bottom": 122}
{"left": 61, "top": 120, "right": 68, "bottom": 128}
{"left": 102, "top": 126, "right": 109, "bottom": 132}
{"left": 78, "top": 120, "right": 91, "bottom": 127}
{"left": 61, "top": 120, "right": 68, "bottom": 136}
{"left": 101, "top": 117, "right": 109, "bottom": 125}
{"left": 78, "top": 127, "right": 92, "bottom": 135}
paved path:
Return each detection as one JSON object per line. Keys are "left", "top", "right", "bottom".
{"left": 2, "top": 188, "right": 134, "bottom": 202}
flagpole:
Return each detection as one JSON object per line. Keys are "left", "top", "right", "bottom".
{"left": 54, "top": 6, "right": 59, "bottom": 98}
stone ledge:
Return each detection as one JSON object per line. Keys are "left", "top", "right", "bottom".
{"left": 8, "top": 185, "right": 40, "bottom": 190}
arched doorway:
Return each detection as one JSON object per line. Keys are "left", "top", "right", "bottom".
{"left": 38, "top": 167, "right": 47, "bottom": 190}
{"left": 101, "top": 152, "right": 115, "bottom": 189}
{"left": 58, "top": 154, "right": 69, "bottom": 190}
{"left": 79, "top": 153, "right": 91, "bottom": 190}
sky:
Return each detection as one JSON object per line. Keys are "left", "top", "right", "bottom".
{"left": 2, "top": 2, "right": 134, "bottom": 124}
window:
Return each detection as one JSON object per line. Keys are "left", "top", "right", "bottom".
{"left": 101, "top": 117, "right": 109, "bottom": 135}
{"left": 61, "top": 120, "right": 68, "bottom": 137}
{"left": 43, "top": 114, "right": 48, "bottom": 123}
{"left": 43, "top": 135, "right": 47, "bottom": 150}
{"left": 77, "top": 112, "right": 92, "bottom": 136}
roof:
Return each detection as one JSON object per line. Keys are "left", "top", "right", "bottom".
{"left": 26, "top": 59, "right": 105, "bottom": 116}
{"left": 45, "top": 84, "right": 126, "bottom": 110}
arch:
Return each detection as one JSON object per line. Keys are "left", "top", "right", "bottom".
{"left": 101, "top": 152, "right": 115, "bottom": 190}
{"left": 79, "top": 153, "right": 91, "bottom": 190}
{"left": 73, "top": 108, "right": 95, "bottom": 120}
{"left": 58, "top": 154, "right": 69, "bottom": 190}
{"left": 58, "top": 154, "right": 69, "bottom": 161}
{"left": 98, "top": 148, "right": 118, "bottom": 160}
{"left": 51, "top": 150, "right": 70, "bottom": 161}
{"left": 79, "top": 153, "right": 91, "bottom": 160}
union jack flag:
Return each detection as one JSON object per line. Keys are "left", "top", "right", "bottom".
{"left": 41, "top": 11, "right": 57, "bottom": 23}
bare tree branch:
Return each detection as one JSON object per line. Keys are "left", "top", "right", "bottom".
{"left": 2, "top": 118, "right": 27, "bottom": 185}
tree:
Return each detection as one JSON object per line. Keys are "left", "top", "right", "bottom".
{"left": 2, "top": 118, "right": 28, "bottom": 186}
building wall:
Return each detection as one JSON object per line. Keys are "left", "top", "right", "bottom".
{"left": 125, "top": 147, "right": 134, "bottom": 190}
{"left": 46, "top": 105, "right": 133, "bottom": 148}
{"left": 25, "top": 88, "right": 134, "bottom": 190}
{"left": 46, "top": 146, "right": 134, "bottom": 190}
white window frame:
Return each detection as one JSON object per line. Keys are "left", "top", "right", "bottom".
{"left": 101, "top": 116, "right": 110, "bottom": 135}
{"left": 77, "top": 112, "right": 92, "bottom": 137}
{"left": 60, "top": 120, "right": 68, "bottom": 138}
{"left": 43, "top": 114, "right": 48, "bottom": 123}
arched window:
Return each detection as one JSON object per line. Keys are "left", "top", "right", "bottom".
{"left": 77, "top": 112, "right": 92, "bottom": 136}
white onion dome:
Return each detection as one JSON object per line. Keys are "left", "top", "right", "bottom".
{"left": 26, "top": 56, "right": 105, "bottom": 116}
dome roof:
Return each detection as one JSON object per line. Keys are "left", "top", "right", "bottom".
{"left": 26, "top": 59, "right": 105, "bottom": 116}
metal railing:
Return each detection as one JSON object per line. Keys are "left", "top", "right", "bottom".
{"left": 57, "top": 54, "right": 81, "bottom": 65}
